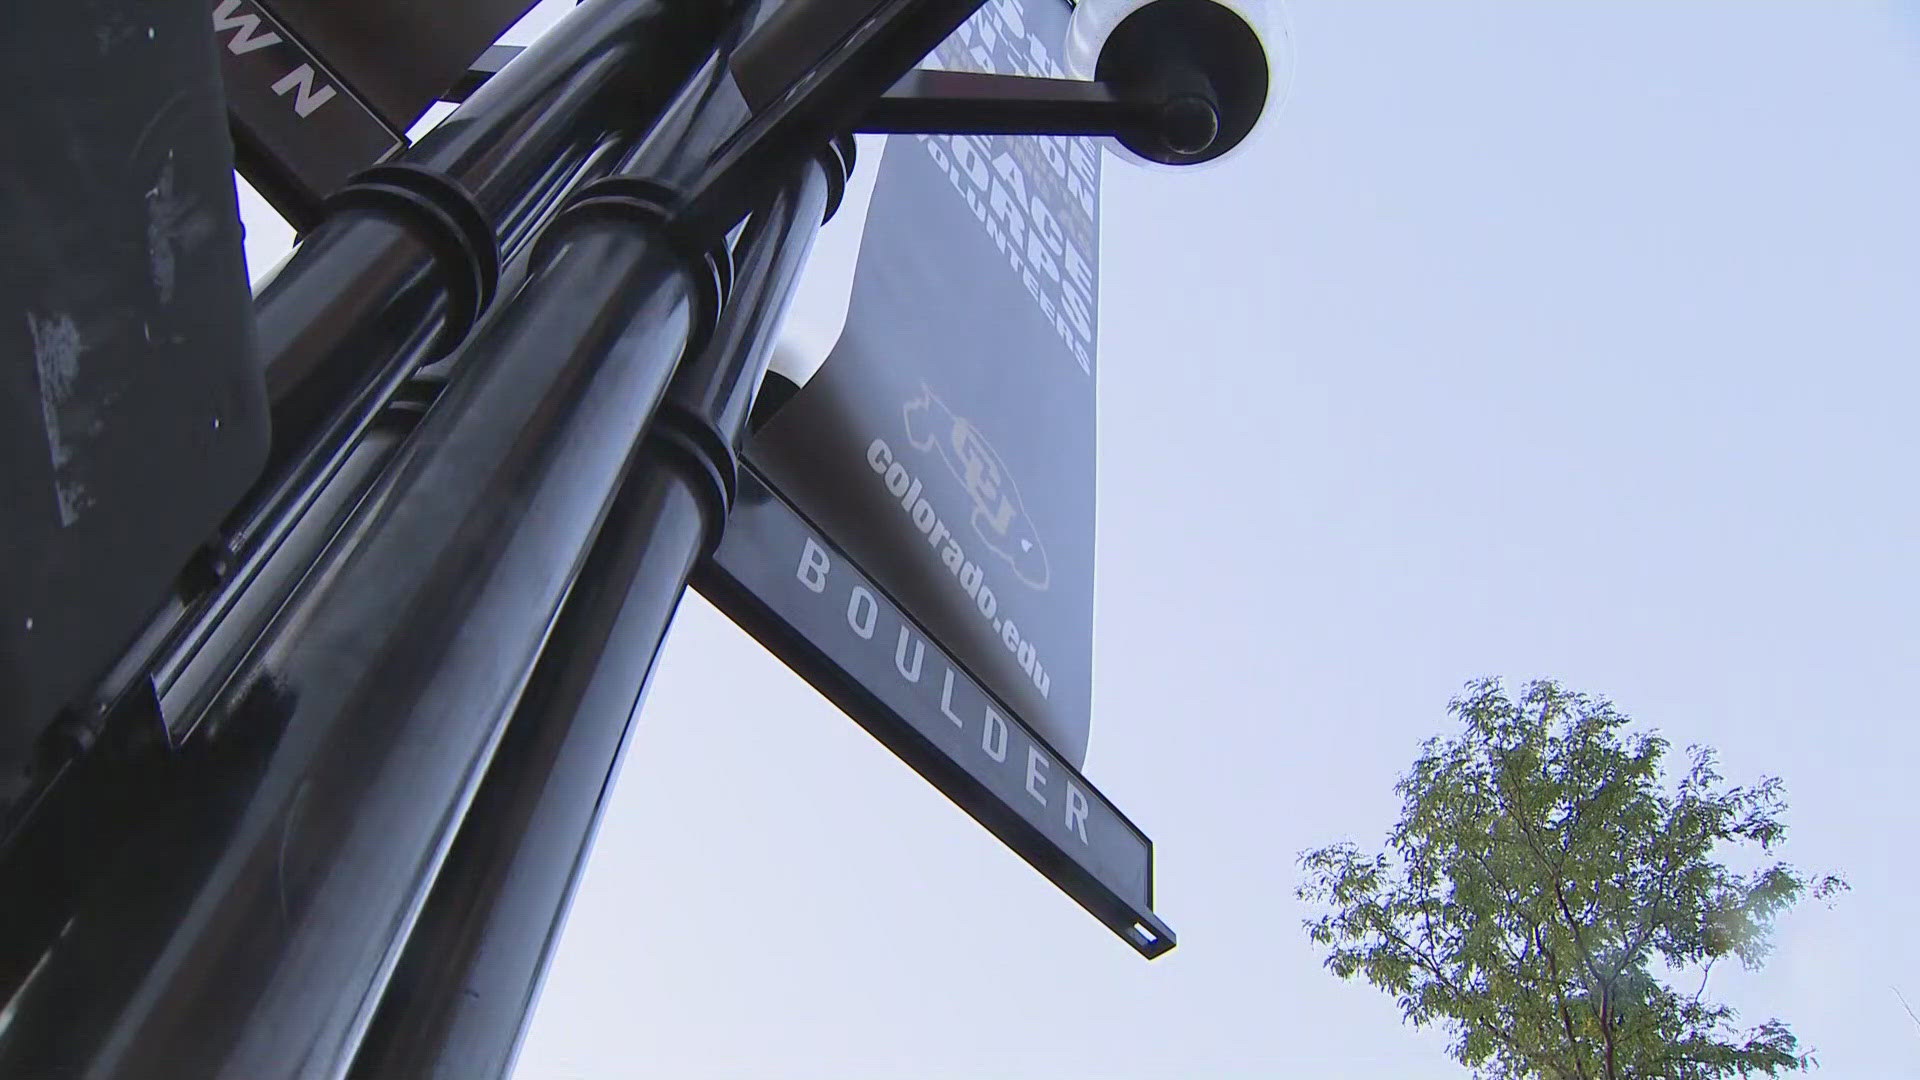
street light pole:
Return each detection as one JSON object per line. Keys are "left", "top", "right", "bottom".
{"left": 348, "top": 138, "right": 849, "bottom": 1080}
{"left": 0, "top": 0, "right": 1281, "bottom": 1070}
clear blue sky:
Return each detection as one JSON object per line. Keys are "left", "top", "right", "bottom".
{"left": 239, "top": 3, "right": 1920, "bottom": 1076}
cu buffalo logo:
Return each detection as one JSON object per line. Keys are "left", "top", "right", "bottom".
{"left": 903, "top": 385, "right": 1049, "bottom": 591}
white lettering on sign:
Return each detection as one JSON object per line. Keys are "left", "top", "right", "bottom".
{"left": 212, "top": 0, "right": 279, "bottom": 53}
{"left": 847, "top": 586, "right": 878, "bottom": 639}
{"left": 1025, "top": 745, "right": 1050, "bottom": 807}
{"left": 797, "top": 537, "right": 830, "bottom": 593}
{"left": 866, "top": 437, "right": 1050, "bottom": 699}
{"left": 893, "top": 626, "right": 924, "bottom": 682}
{"left": 918, "top": 134, "right": 1096, "bottom": 376}
{"left": 940, "top": 668, "right": 968, "bottom": 727}
{"left": 914, "top": 0, "right": 1100, "bottom": 377}
{"left": 782, "top": 527, "right": 1095, "bottom": 850}
{"left": 270, "top": 64, "right": 337, "bottom": 118}
{"left": 212, "top": 0, "right": 340, "bottom": 120}
{"left": 982, "top": 706, "right": 1010, "bottom": 763}
{"left": 1065, "top": 781, "right": 1090, "bottom": 844}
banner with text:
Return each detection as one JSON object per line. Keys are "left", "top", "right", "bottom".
{"left": 744, "top": 0, "right": 1100, "bottom": 768}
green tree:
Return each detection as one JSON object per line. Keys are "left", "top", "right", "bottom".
{"left": 1297, "top": 679, "right": 1844, "bottom": 1080}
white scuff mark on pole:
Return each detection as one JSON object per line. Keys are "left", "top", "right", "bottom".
{"left": 26, "top": 310, "right": 93, "bottom": 526}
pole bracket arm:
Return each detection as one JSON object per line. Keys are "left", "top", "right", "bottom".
{"left": 857, "top": 68, "right": 1218, "bottom": 156}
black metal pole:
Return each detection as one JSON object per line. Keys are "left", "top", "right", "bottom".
{"left": 0, "top": 413, "right": 418, "bottom": 1075}
{"left": 346, "top": 471, "right": 706, "bottom": 1077}
{"left": 245, "top": 0, "right": 729, "bottom": 506}
{"left": 0, "top": 0, "right": 980, "bottom": 1071}
{"left": 345, "top": 140, "right": 846, "bottom": 1080}
{"left": 152, "top": 0, "right": 735, "bottom": 748}
{"left": 152, "top": 131, "right": 630, "bottom": 742}
{"left": 0, "top": 31, "right": 739, "bottom": 1080}
{"left": 0, "top": 219, "right": 709, "bottom": 1080}
{"left": 601, "top": 0, "right": 986, "bottom": 241}
{"left": 0, "top": 127, "right": 629, "bottom": 998}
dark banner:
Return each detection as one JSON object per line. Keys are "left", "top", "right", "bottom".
{"left": 746, "top": 0, "right": 1101, "bottom": 767}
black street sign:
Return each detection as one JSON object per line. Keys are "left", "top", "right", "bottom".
{"left": 697, "top": 469, "right": 1173, "bottom": 958}
{"left": 256, "top": 0, "right": 542, "bottom": 129}
{"left": 213, "top": 0, "right": 540, "bottom": 225}
{"left": 212, "top": 0, "right": 405, "bottom": 224}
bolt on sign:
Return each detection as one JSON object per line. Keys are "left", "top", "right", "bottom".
{"left": 699, "top": 0, "right": 1174, "bottom": 956}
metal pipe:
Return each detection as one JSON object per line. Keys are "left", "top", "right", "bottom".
{"left": 599, "top": 0, "right": 987, "bottom": 242}
{"left": 346, "top": 143, "right": 843, "bottom": 1080}
{"left": 861, "top": 69, "right": 1163, "bottom": 138}
{"left": 0, "top": 113, "right": 653, "bottom": 1075}
{"left": 0, "top": 414, "right": 412, "bottom": 1074}
{"left": 346, "top": 466, "right": 706, "bottom": 1080}
{"left": 154, "top": 317, "right": 442, "bottom": 719}
{"left": 0, "top": 161, "right": 716, "bottom": 1080}
{"left": 158, "top": 133, "right": 629, "bottom": 735}
{"left": 0, "top": 0, "right": 966, "bottom": 1067}
{"left": 0, "top": 97, "right": 639, "bottom": 1074}
{"left": 251, "top": 0, "right": 730, "bottom": 488}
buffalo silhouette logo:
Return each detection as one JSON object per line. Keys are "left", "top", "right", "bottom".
{"left": 903, "top": 385, "right": 1049, "bottom": 591}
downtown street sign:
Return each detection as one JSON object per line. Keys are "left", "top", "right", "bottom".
{"left": 697, "top": 470, "right": 1172, "bottom": 957}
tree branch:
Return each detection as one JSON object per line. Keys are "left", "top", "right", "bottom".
{"left": 1536, "top": 926, "right": 1592, "bottom": 1080}
{"left": 1375, "top": 922, "right": 1528, "bottom": 1054}
{"left": 1463, "top": 845, "right": 1540, "bottom": 968}
{"left": 1500, "top": 763, "right": 1612, "bottom": 1001}
{"left": 1692, "top": 958, "right": 1717, "bottom": 1004}
{"left": 1609, "top": 832, "right": 1687, "bottom": 988}
{"left": 1495, "top": 745, "right": 1619, "bottom": 1080}
{"left": 1601, "top": 1002, "right": 1617, "bottom": 1080}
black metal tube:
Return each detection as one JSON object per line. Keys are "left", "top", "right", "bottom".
{"left": 160, "top": 133, "right": 629, "bottom": 736}
{"left": 154, "top": 315, "right": 442, "bottom": 720}
{"left": 345, "top": 146, "right": 842, "bottom": 1080}
{"left": 0, "top": 110, "right": 662, "bottom": 1070}
{"left": 0, "top": 194, "right": 710, "bottom": 1078}
{"left": 0, "top": 0, "right": 972, "bottom": 1066}
{"left": 252, "top": 217, "right": 448, "bottom": 481}
{"left": 251, "top": 0, "right": 729, "bottom": 486}
{"left": 345, "top": 466, "right": 706, "bottom": 1080}
{"left": 0, "top": 121, "right": 633, "bottom": 1062}
{"left": 862, "top": 69, "right": 1158, "bottom": 136}
{"left": 599, "top": 0, "right": 986, "bottom": 242}
{"left": 0, "top": 415, "right": 412, "bottom": 1076}
{"left": 154, "top": 376, "right": 429, "bottom": 733}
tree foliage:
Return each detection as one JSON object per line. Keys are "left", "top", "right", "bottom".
{"left": 1297, "top": 679, "right": 1844, "bottom": 1080}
